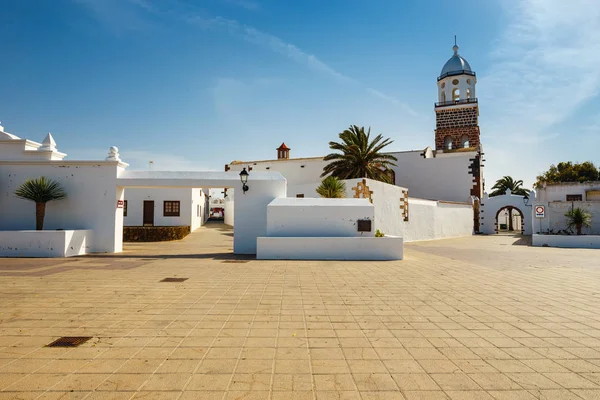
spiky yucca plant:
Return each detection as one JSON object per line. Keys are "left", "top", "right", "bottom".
{"left": 14, "top": 177, "right": 67, "bottom": 230}
{"left": 316, "top": 176, "right": 347, "bottom": 198}
{"left": 565, "top": 207, "right": 592, "bottom": 235}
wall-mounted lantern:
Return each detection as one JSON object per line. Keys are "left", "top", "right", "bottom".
{"left": 523, "top": 195, "right": 530, "bottom": 207}
{"left": 239, "top": 168, "right": 249, "bottom": 194}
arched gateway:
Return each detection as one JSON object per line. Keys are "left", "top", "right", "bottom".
{"left": 479, "top": 190, "right": 534, "bottom": 235}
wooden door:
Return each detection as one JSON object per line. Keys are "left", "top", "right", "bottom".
{"left": 143, "top": 201, "right": 154, "bottom": 226}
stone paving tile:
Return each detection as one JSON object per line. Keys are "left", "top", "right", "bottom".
{"left": 1, "top": 226, "right": 600, "bottom": 399}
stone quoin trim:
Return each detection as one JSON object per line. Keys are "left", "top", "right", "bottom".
{"left": 352, "top": 179, "right": 373, "bottom": 204}
{"left": 400, "top": 190, "right": 409, "bottom": 221}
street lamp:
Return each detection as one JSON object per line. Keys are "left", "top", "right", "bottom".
{"left": 239, "top": 168, "right": 249, "bottom": 194}
{"left": 523, "top": 195, "right": 530, "bottom": 207}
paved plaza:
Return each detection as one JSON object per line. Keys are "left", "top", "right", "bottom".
{"left": 1, "top": 224, "right": 600, "bottom": 400}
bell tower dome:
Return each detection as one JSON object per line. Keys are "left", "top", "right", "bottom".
{"left": 435, "top": 40, "right": 480, "bottom": 151}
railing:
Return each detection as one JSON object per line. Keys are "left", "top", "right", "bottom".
{"left": 435, "top": 98, "right": 478, "bottom": 108}
{"left": 437, "top": 70, "right": 476, "bottom": 81}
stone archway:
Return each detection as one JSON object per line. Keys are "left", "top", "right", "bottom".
{"left": 495, "top": 205, "right": 524, "bottom": 234}
{"left": 479, "top": 192, "right": 534, "bottom": 235}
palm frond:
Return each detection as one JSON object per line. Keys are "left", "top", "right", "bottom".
{"left": 15, "top": 177, "right": 67, "bottom": 203}
{"left": 322, "top": 125, "right": 396, "bottom": 184}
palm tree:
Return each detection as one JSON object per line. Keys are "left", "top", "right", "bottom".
{"left": 14, "top": 177, "right": 67, "bottom": 230}
{"left": 565, "top": 207, "right": 592, "bottom": 235}
{"left": 316, "top": 176, "right": 347, "bottom": 198}
{"left": 490, "top": 176, "right": 530, "bottom": 232}
{"left": 321, "top": 125, "right": 398, "bottom": 184}
{"left": 490, "top": 176, "right": 530, "bottom": 197}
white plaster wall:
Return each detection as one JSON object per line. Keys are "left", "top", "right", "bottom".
{"left": 404, "top": 198, "right": 473, "bottom": 242}
{"left": 257, "top": 236, "right": 403, "bottom": 260}
{"left": 123, "top": 188, "right": 195, "bottom": 228}
{"left": 0, "top": 162, "right": 123, "bottom": 253}
{"left": 0, "top": 230, "right": 92, "bottom": 257}
{"left": 228, "top": 150, "right": 477, "bottom": 203}
{"left": 389, "top": 150, "right": 477, "bottom": 203}
{"left": 224, "top": 195, "right": 234, "bottom": 226}
{"left": 190, "top": 188, "right": 205, "bottom": 231}
{"left": 227, "top": 158, "right": 327, "bottom": 198}
{"left": 540, "top": 201, "right": 600, "bottom": 235}
{"left": 533, "top": 234, "right": 600, "bottom": 249}
{"left": 266, "top": 197, "right": 374, "bottom": 238}
{"left": 290, "top": 182, "right": 320, "bottom": 198}
{"left": 339, "top": 178, "right": 473, "bottom": 242}
{"left": 340, "top": 178, "right": 407, "bottom": 237}
{"left": 537, "top": 182, "right": 600, "bottom": 202}
{"left": 233, "top": 176, "right": 287, "bottom": 254}
{"left": 479, "top": 192, "right": 533, "bottom": 235}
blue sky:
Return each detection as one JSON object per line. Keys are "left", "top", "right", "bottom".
{"left": 1, "top": 0, "right": 599, "bottom": 190}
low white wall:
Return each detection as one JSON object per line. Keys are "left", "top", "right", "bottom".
{"left": 224, "top": 196, "right": 234, "bottom": 226}
{"left": 532, "top": 234, "right": 600, "bottom": 249}
{"left": 403, "top": 198, "right": 473, "bottom": 242}
{"left": 266, "top": 197, "right": 374, "bottom": 237}
{"left": 0, "top": 230, "right": 93, "bottom": 257}
{"left": 339, "top": 178, "right": 473, "bottom": 242}
{"left": 257, "top": 236, "right": 403, "bottom": 260}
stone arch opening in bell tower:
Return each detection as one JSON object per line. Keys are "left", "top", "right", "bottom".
{"left": 452, "top": 88, "right": 460, "bottom": 101}
{"left": 461, "top": 135, "right": 470, "bottom": 148}
{"left": 444, "top": 136, "right": 453, "bottom": 150}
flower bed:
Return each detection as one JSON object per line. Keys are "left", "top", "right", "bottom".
{"left": 123, "top": 226, "right": 190, "bottom": 242}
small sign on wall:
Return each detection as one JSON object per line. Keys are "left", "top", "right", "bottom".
{"left": 535, "top": 205, "right": 545, "bottom": 218}
{"left": 116, "top": 200, "right": 124, "bottom": 209}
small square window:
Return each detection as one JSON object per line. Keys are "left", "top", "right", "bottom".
{"left": 566, "top": 194, "right": 582, "bottom": 201}
{"left": 296, "top": 194, "right": 304, "bottom": 198}
{"left": 124, "top": 200, "right": 128, "bottom": 217}
{"left": 164, "top": 201, "right": 180, "bottom": 217}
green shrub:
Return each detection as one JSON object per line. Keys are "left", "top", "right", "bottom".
{"left": 123, "top": 226, "right": 191, "bottom": 242}
{"left": 375, "top": 229, "right": 385, "bottom": 237}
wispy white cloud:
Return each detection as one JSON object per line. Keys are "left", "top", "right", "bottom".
{"left": 480, "top": 0, "right": 600, "bottom": 138}
{"left": 479, "top": 0, "right": 600, "bottom": 186}
{"left": 187, "top": 15, "right": 356, "bottom": 84}
{"left": 73, "top": 0, "right": 156, "bottom": 34}
{"left": 366, "top": 88, "right": 419, "bottom": 117}
{"left": 74, "top": 0, "right": 414, "bottom": 114}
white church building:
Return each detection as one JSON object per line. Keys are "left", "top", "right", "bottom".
{"left": 226, "top": 43, "right": 484, "bottom": 206}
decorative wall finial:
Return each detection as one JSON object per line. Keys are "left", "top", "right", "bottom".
{"left": 39, "top": 133, "right": 57, "bottom": 151}
{"left": 106, "top": 146, "right": 121, "bottom": 161}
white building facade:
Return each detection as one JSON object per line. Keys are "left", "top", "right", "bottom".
{"left": 123, "top": 188, "right": 208, "bottom": 231}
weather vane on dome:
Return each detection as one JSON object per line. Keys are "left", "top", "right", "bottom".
{"left": 453, "top": 35, "right": 459, "bottom": 54}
